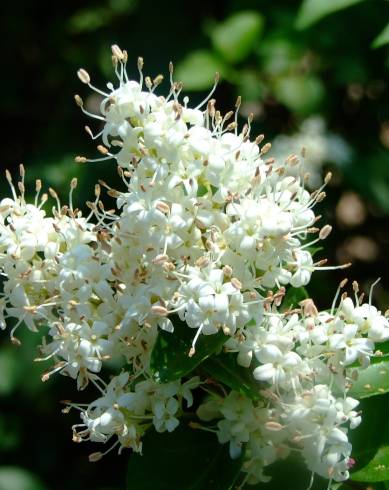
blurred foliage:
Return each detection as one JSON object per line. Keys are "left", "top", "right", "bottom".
{"left": 1, "top": 0, "right": 389, "bottom": 489}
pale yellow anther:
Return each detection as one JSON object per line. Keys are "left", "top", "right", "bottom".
{"left": 77, "top": 68, "right": 90, "bottom": 84}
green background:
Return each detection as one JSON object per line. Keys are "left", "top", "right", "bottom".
{"left": 0, "top": 0, "right": 389, "bottom": 489}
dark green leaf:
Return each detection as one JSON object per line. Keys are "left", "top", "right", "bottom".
{"left": 247, "top": 453, "right": 328, "bottom": 489}
{"left": 349, "top": 362, "right": 389, "bottom": 399}
{"left": 371, "top": 341, "right": 389, "bottom": 364}
{"left": 352, "top": 446, "right": 389, "bottom": 482}
{"left": 373, "top": 23, "right": 389, "bottom": 49}
{"left": 211, "top": 11, "right": 264, "bottom": 64}
{"left": 127, "top": 425, "right": 243, "bottom": 490}
{"left": 349, "top": 395, "right": 389, "bottom": 471}
{"left": 203, "top": 352, "right": 262, "bottom": 401}
{"left": 295, "top": 0, "right": 365, "bottom": 30}
{"left": 150, "top": 316, "right": 227, "bottom": 383}
{"left": 281, "top": 286, "right": 309, "bottom": 311}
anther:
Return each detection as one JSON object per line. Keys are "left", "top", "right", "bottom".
{"left": 319, "top": 225, "right": 332, "bottom": 240}
{"left": 324, "top": 172, "right": 332, "bottom": 185}
{"left": 74, "top": 95, "right": 83, "bottom": 107}
{"left": 260, "top": 143, "right": 272, "bottom": 155}
{"left": 153, "top": 75, "right": 164, "bottom": 87}
{"left": 89, "top": 452, "right": 103, "bottom": 463}
{"left": 75, "top": 156, "right": 87, "bottom": 163}
{"left": 151, "top": 305, "right": 168, "bottom": 316}
{"left": 84, "top": 126, "right": 93, "bottom": 138}
{"left": 5, "top": 169, "right": 12, "bottom": 184}
{"left": 77, "top": 68, "right": 90, "bottom": 84}
{"left": 111, "top": 44, "right": 124, "bottom": 61}
{"left": 231, "top": 277, "right": 242, "bottom": 290}
{"left": 265, "top": 421, "right": 284, "bottom": 431}
{"left": 97, "top": 145, "right": 109, "bottom": 155}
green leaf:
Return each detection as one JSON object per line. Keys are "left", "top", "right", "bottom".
{"left": 0, "top": 350, "right": 20, "bottom": 396}
{"left": 274, "top": 75, "right": 325, "bottom": 115}
{"left": 203, "top": 352, "right": 262, "bottom": 401}
{"left": 211, "top": 11, "right": 264, "bottom": 64}
{"left": 295, "top": 0, "right": 365, "bottom": 30}
{"left": 127, "top": 425, "right": 243, "bottom": 490}
{"left": 352, "top": 446, "right": 389, "bottom": 482}
{"left": 349, "top": 395, "right": 388, "bottom": 471}
{"left": 349, "top": 362, "right": 389, "bottom": 399}
{"left": 281, "top": 286, "right": 309, "bottom": 311}
{"left": 150, "top": 316, "right": 227, "bottom": 383}
{"left": 371, "top": 341, "right": 389, "bottom": 365}
{"left": 175, "top": 51, "right": 226, "bottom": 91}
{"left": 373, "top": 23, "right": 389, "bottom": 49}
{"left": 0, "top": 467, "right": 47, "bottom": 490}
{"left": 248, "top": 454, "right": 329, "bottom": 489}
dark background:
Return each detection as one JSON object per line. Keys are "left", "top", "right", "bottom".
{"left": 0, "top": 1, "right": 388, "bottom": 489}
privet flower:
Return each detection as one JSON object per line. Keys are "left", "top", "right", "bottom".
{"left": 0, "top": 44, "right": 387, "bottom": 487}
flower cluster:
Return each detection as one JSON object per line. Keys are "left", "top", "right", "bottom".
{"left": 210, "top": 284, "right": 389, "bottom": 483}
{"left": 270, "top": 116, "right": 351, "bottom": 188}
{"left": 0, "top": 45, "right": 387, "bottom": 487}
